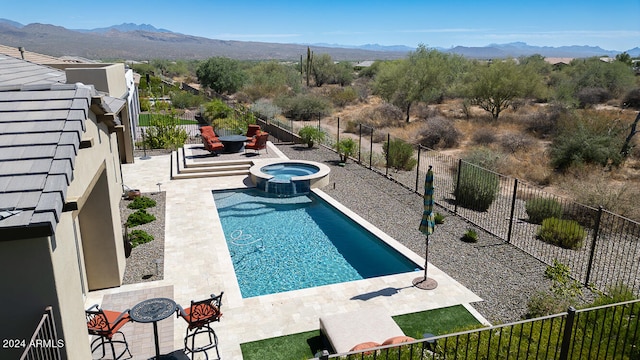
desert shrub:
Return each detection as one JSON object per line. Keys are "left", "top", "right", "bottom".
{"left": 383, "top": 138, "right": 417, "bottom": 171}
{"left": 370, "top": 103, "right": 404, "bottom": 122}
{"left": 335, "top": 138, "right": 358, "bottom": 163}
{"left": 126, "top": 209, "right": 156, "bottom": 227}
{"left": 472, "top": 127, "right": 497, "bottom": 146}
{"left": 500, "top": 132, "right": 535, "bottom": 153}
{"left": 461, "top": 229, "right": 478, "bottom": 243}
{"left": 550, "top": 123, "right": 624, "bottom": 171}
{"left": 143, "top": 114, "right": 188, "bottom": 150}
{"left": 140, "top": 98, "right": 151, "bottom": 112}
{"left": 576, "top": 87, "right": 612, "bottom": 108}
{"left": 462, "top": 147, "right": 507, "bottom": 173}
{"left": 276, "top": 94, "right": 332, "bottom": 120}
{"left": 412, "top": 103, "right": 440, "bottom": 120}
{"left": 250, "top": 99, "right": 282, "bottom": 120}
{"left": 127, "top": 196, "right": 157, "bottom": 210}
{"left": 170, "top": 91, "right": 205, "bottom": 109}
{"left": 328, "top": 86, "right": 357, "bottom": 107}
{"left": 129, "top": 230, "right": 154, "bottom": 248}
{"left": 201, "top": 99, "right": 233, "bottom": 123}
{"left": 525, "top": 197, "right": 563, "bottom": 224}
{"left": 537, "top": 218, "right": 586, "bottom": 250}
{"left": 418, "top": 116, "right": 461, "bottom": 149}
{"left": 522, "top": 105, "right": 565, "bottom": 138}
{"left": 525, "top": 291, "right": 571, "bottom": 318}
{"left": 454, "top": 163, "right": 500, "bottom": 212}
{"left": 622, "top": 88, "right": 640, "bottom": 109}
{"left": 434, "top": 212, "right": 446, "bottom": 224}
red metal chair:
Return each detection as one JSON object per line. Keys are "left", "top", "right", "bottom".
{"left": 245, "top": 124, "right": 261, "bottom": 141}
{"left": 199, "top": 126, "right": 224, "bottom": 154}
{"left": 245, "top": 132, "right": 269, "bottom": 154}
{"left": 177, "top": 292, "right": 224, "bottom": 360}
{"left": 85, "top": 304, "right": 132, "bottom": 360}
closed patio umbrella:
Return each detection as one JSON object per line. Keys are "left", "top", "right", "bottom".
{"left": 413, "top": 165, "right": 438, "bottom": 290}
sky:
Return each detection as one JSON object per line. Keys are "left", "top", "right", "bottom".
{"left": 1, "top": 0, "right": 639, "bottom": 51}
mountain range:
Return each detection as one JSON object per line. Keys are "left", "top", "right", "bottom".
{"left": 0, "top": 19, "right": 637, "bottom": 61}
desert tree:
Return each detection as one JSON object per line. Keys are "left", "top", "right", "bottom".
{"left": 374, "top": 45, "right": 456, "bottom": 122}
{"left": 311, "top": 53, "right": 335, "bottom": 87}
{"left": 196, "top": 57, "right": 246, "bottom": 94}
{"left": 465, "top": 59, "right": 542, "bottom": 120}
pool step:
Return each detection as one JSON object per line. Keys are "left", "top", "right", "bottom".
{"left": 171, "top": 148, "right": 252, "bottom": 179}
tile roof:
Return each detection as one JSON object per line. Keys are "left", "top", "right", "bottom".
{"left": 0, "top": 54, "right": 124, "bottom": 240}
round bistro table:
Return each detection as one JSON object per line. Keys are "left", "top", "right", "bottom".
{"left": 218, "top": 134, "right": 248, "bottom": 153}
{"left": 129, "top": 297, "right": 177, "bottom": 359}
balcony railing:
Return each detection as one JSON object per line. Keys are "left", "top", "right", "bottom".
{"left": 19, "top": 306, "right": 62, "bottom": 360}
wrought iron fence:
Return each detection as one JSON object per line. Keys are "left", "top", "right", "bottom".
{"left": 313, "top": 120, "right": 640, "bottom": 296}
{"left": 19, "top": 306, "right": 62, "bottom": 360}
{"left": 317, "top": 299, "right": 640, "bottom": 359}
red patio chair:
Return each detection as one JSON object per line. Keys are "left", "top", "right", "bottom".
{"left": 86, "top": 304, "right": 132, "bottom": 360}
{"left": 245, "top": 124, "right": 261, "bottom": 140}
{"left": 177, "top": 292, "right": 224, "bottom": 360}
{"left": 245, "top": 132, "right": 269, "bottom": 154}
{"left": 199, "top": 126, "right": 224, "bottom": 154}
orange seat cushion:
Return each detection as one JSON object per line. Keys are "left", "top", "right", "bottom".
{"left": 87, "top": 310, "right": 130, "bottom": 336}
{"left": 350, "top": 341, "right": 381, "bottom": 354}
{"left": 182, "top": 304, "right": 222, "bottom": 328}
{"left": 381, "top": 336, "right": 415, "bottom": 346}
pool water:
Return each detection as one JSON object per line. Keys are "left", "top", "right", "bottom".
{"left": 261, "top": 163, "right": 319, "bottom": 181}
{"left": 213, "top": 189, "right": 418, "bottom": 298}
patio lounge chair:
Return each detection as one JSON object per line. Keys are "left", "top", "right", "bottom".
{"left": 177, "top": 292, "right": 224, "bottom": 360}
{"left": 85, "top": 304, "right": 132, "bottom": 360}
{"left": 199, "top": 126, "right": 224, "bottom": 154}
{"left": 319, "top": 307, "right": 405, "bottom": 354}
{"left": 245, "top": 132, "right": 269, "bottom": 154}
{"left": 245, "top": 124, "right": 261, "bottom": 140}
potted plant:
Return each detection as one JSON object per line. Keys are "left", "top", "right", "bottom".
{"left": 335, "top": 138, "right": 358, "bottom": 165}
{"left": 298, "top": 126, "right": 325, "bottom": 148}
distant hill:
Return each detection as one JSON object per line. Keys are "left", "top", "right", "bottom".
{"left": 0, "top": 20, "right": 636, "bottom": 61}
{"left": 75, "top": 23, "right": 173, "bottom": 34}
{"left": 0, "top": 21, "right": 408, "bottom": 61}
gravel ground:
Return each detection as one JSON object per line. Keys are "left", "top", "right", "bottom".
{"left": 120, "top": 191, "right": 166, "bottom": 285}
{"left": 122, "top": 145, "right": 589, "bottom": 324}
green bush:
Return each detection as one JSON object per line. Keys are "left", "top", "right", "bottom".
{"left": 335, "top": 138, "right": 358, "bottom": 164}
{"left": 525, "top": 291, "right": 571, "bottom": 318}
{"left": 127, "top": 196, "right": 157, "bottom": 210}
{"left": 461, "top": 228, "right": 478, "bottom": 243}
{"left": 550, "top": 123, "right": 623, "bottom": 171}
{"left": 525, "top": 197, "right": 563, "bottom": 224}
{"left": 454, "top": 163, "right": 500, "bottom": 212}
{"left": 275, "top": 94, "right": 332, "bottom": 121}
{"left": 201, "top": 99, "right": 233, "bottom": 123}
{"left": 383, "top": 138, "right": 417, "bottom": 171}
{"left": 129, "top": 230, "right": 154, "bottom": 248}
{"left": 142, "top": 113, "right": 188, "bottom": 150}
{"left": 126, "top": 209, "right": 156, "bottom": 227}
{"left": 170, "top": 91, "right": 206, "bottom": 109}
{"left": 434, "top": 212, "right": 446, "bottom": 224}
{"left": 298, "top": 126, "right": 325, "bottom": 148}
{"left": 537, "top": 217, "right": 586, "bottom": 250}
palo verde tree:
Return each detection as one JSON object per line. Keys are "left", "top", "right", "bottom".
{"left": 374, "top": 45, "right": 458, "bottom": 122}
{"left": 196, "top": 57, "right": 246, "bottom": 94}
{"left": 465, "top": 59, "right": 542, "bottom": 120}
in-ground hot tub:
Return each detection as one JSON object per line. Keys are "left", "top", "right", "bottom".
{"left": 250, "top": 160, "right": 330, "bottom": 196}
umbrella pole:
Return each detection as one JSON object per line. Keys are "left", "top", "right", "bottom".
{"left": 413, "top": 235, "right": 438, "bottom": 290}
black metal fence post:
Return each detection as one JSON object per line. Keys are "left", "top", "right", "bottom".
{"left": 415, "top": 146, "right": 422, "bottom": 193}
{"left": 559, "top": 307, "right": 577, "bottom": 360}
{"left": 336, "top": 117, "right": 340, "bottom": 146}
{"left": 454, "top": 159, "right": 463, "bottom": 214}
{"left": 385, "top": 133, "right": 390, "bottom": 176}
{"left": 358, "top": 123, "right": 362, "bottom": 164}
{"left": 369, "top": 129, "right": 373, "bottom": 169}
{"left": 506, "top": 178, "right": 518, "bottom": 244}
{"left": 584, "top": 206, "right": 603, "bottom": 286}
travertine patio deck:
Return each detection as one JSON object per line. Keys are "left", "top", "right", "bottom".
{"left": 85, "top": 142, "right": 486, "bottom": 359}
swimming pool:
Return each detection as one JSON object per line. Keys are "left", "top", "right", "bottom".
{"left": 213, "top": 188, "right": 419, "bottom": 298}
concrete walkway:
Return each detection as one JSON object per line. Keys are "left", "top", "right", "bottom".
{"left": 85, "top": 143, "right": 485, "bottom": 359}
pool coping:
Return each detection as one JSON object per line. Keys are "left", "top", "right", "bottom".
{"left": 249, "top": 159, "right": 331, "bottom": 189}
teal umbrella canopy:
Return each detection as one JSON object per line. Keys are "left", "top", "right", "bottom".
{"left": 413, "top": 165, "right": 438, "bottom": 290}
{"left": 418, "top": 166, "right": 435, "bottom": 236}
